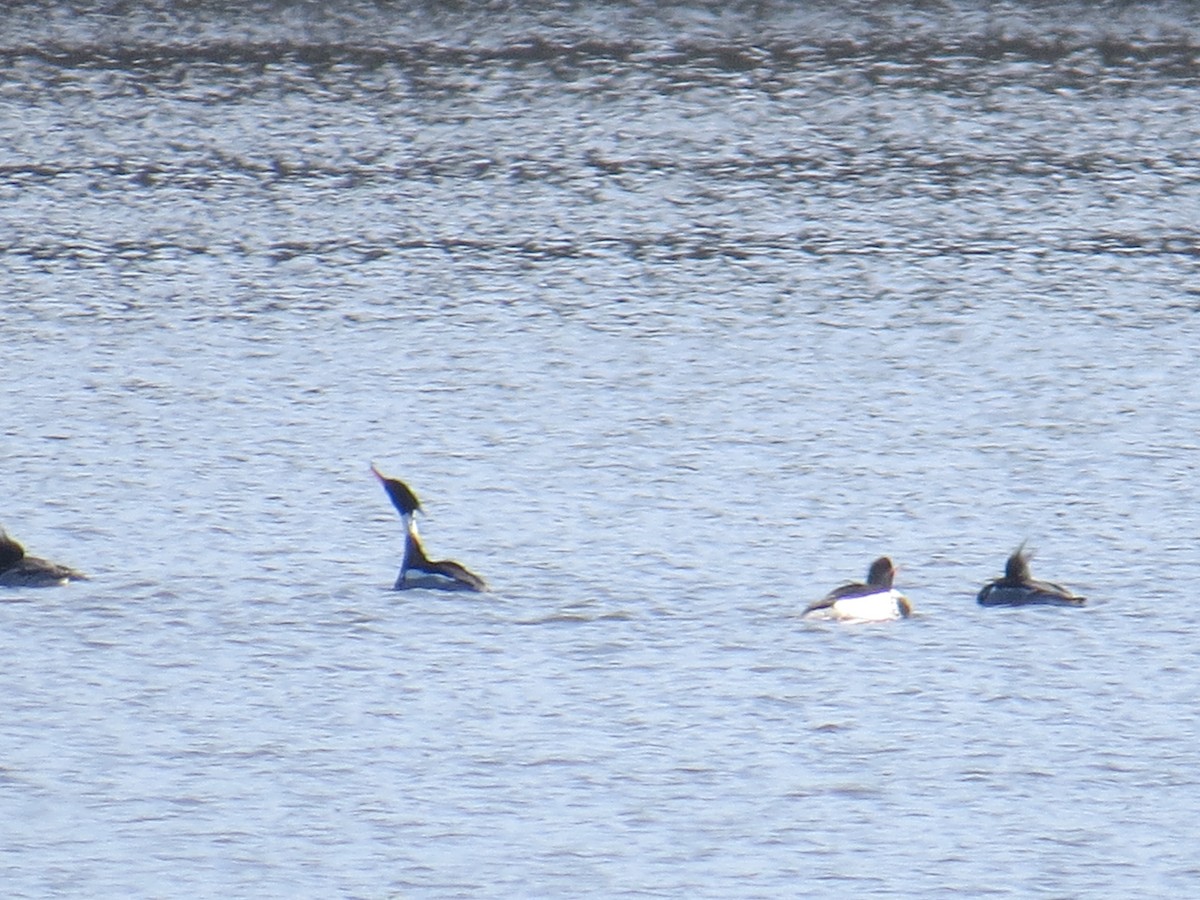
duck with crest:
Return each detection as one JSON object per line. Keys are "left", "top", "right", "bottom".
{"left": 977, "top": 544, "right": 1084, "bottom": 607}
{"left": 0, "top": 528, "right": 87, "bottom": 587}
{"left": 372, "top": 465, "right": 488, "bottom": 593}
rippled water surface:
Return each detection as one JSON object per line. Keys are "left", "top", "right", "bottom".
{"left": 3, "top": 1, "right": 1200, "bottom": 896}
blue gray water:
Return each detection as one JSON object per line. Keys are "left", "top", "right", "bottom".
{"left": 3, "top": 1, "right": 1200, "bottom": 896}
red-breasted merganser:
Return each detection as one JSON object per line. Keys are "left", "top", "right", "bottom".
{"left": 371, "top": 465, "right": 488, "bottom": 592}
{"left": 803, "top": 556, "right": 911, "bottom": 622}
{"left": 0, "top": 528, "right": 87, "bottom": 587}
{"left": 977, "top": 544, "right": 1085, "bottom": 607}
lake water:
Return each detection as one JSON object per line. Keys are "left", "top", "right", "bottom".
{"left": 3, "top": 1, "right": 1200, "bottom": 896}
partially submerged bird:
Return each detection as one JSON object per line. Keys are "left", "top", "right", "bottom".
{"left": 803, "top": 556, "right": 911, "bottom": 622}
{"left": 977, "top": 544, "right": 1085, "bottom": 607}
{"left": 372, "top": 464, "right": 487, "bottom": 592}
{"left": 0, "top": 528, "right": 87, "bottom": 587}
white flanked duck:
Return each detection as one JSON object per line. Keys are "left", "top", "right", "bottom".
{"left": 977, "top": 545, "right": 1084, "bottom": 607}
{"left": 372, "top": 465, "right": 488, "bottom": 593}
{"left": 803, "top": 556, "right": 911, "bottom": 622}
{"left": 0, "top": 528, "right": 87, "bottom": 587}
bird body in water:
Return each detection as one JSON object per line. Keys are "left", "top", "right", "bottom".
{"left": 372, "top": 465, "right": 487, "bottom": 593}
{"left": 803, "top": 557, "right": 911, "bottom": 622}
{"left": 977, "top": 545, "right": 1085, "bottom": 607}
{"left": 0, "top": 529, "right": 87, "bottom": 587}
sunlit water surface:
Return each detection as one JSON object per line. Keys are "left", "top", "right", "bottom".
{"left": 3, "top": 2, "right": 1200, "bottom": 896}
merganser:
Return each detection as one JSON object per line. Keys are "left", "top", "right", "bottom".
{"left": 977, "top": 544, "right": 1085, "bottom": 607}
{"left": 803, "top": 556, "right": 911, "bottom": 622}
{"left": 0, "top": 528, "right": 87, "bottom": 587}
{"left": 372, "top": 465, "right": 487, "bottom": 592}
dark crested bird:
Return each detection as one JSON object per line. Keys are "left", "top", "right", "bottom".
{"left": 803, "top": 556, "right": 911, "bottom": 622}
{"left": 0, "top": 528, "right": 87, "bottom": 587}
{"left": 977, "top": 544, "right": 1084, "bottom": 607}
{"left": 371, "top": 464, "right": 487, "bottom": 593}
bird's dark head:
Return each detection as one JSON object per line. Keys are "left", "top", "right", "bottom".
{"left": 0, "top": 528, "right": 25, "bottom": 570}
{"left": 371, "top": 463, "right": 422, "bottom": 516}
{"left": 1005, "top": 543, "right": 1033, "bottom": 582}
{"left": 866, "top": 556, "right": 896, "bottom": 588}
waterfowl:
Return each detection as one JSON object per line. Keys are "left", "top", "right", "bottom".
{"left": 803, "top": 556, "right": 911, "bottom": 622}
{"left": 372, "top": 465, "right": 487, "bottom": 592}
{"left": 0, "top": 528, "right": 87, "bottom": 587}
{"left": 977, "top": 545, "right": 1084, "bottom": 607}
